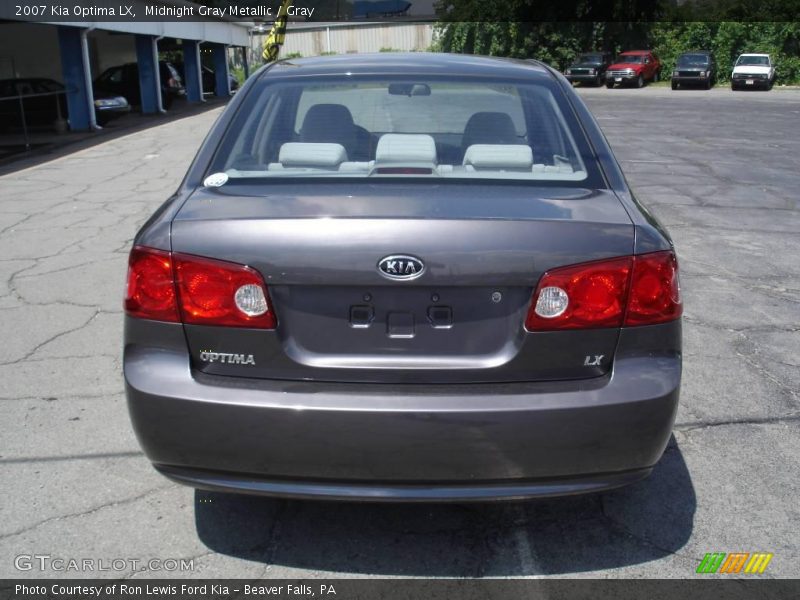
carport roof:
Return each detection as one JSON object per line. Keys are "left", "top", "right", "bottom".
{"left": 3, "top": 0, "right": 252, "bottom": 46}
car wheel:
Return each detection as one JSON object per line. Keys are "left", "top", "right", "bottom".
{"left": 161, "top": 93, "right": 173, "bottom": 110}
{"left": 636, "top": 74, "right": 644, "bottom": 88}
{"left": 705, "top": 78, "right": 712, "bottom": 90}
{"left": 606, "top": 81, "right": 614, "bottom": 89}
{"left": 596, "top": 74, "right": 604, "bottom": 87}
{"left": 767, "top": 78, "right": 774, "bottom": 91}
{"left": 731, "top": 82, "right": 736, "bottom": 91}
{"left": 671, "top": 81, "right": 678, "bottom": 90}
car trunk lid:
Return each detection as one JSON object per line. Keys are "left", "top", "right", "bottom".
{"left": 172, "top": 183, "right": 634, "bottom": 383}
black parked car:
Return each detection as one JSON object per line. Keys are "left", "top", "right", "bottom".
{"left": 94, "top": 61, "right": 185, "bottom": 109}
{"left": 173, "top": 62, "right": 240, "bottom": 95}
{"left": 564, "top": 52, "right": 612, "bottom": 86}
{"left": 124, "top": 53, "right": 683, "bottom": 502}
{"left": 671, "top": 51, "right": 716, "bottom": 90}
{"left": 0, "top": 77, "right": 130, "bottom": 131}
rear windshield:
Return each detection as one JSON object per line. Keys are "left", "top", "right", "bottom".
{"left": 210, "top": 75, "right": 596, "bottom": 183}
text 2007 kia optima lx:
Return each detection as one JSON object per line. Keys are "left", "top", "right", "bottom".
{"left": 124, "top": 53, "right": 682, "bottom": 501}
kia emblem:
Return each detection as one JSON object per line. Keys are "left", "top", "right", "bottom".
{"left": 377, "top": 255, "right": 425, "bottom": 280}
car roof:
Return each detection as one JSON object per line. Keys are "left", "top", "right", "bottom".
{"left": 262, "top": 52, "right": 553, "bottom": 80}
{"left": 680, "top": 50, "right": 711, "bottom": 55}
{"left": 738, "top": 53, "right": 770, "bottom": 56}
{"left": 620, "top": 50, "right": 650, "bottom": 55}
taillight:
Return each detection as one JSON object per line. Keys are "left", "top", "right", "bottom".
{"left": 526, "top": 256, "right": 631, "bottom": 330}
{"left": 174, "top": 253, "right": 276, "bottom": 328}
{"left": 525, "top": 250, "right": 681, "bottom": 331}
{"left": 124, "top": 247, "right": 179, "bottom": 322}
{"left": 625, "top": 251, "right": 682, "bottom": 326}
{"left": 124, "top": 246, "right": 276, "bottom": 329}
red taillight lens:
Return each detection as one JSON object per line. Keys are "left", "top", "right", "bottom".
{"left": 124, "top": 247, "right": 179, "bottom": 322}
{"left": 124, "top": 246, "right": 276, "bottom": 329}
{"left": 174, "top": 253, "right": 276, "bottom": 329}
{"left": 525, "top": 256, "right": 632, "bottom": 330}
{"left": 625, "top": 251, "right": 682, "bottom": 326}
{"left": 525, "top": 250, "right": 681, "bottom": 331}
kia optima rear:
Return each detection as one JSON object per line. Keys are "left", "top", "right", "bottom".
{"left": 124, "top": 53, "right": 682, "bottom": 501}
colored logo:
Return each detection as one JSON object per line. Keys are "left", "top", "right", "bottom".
{"left": 697, "top": 552, "right": 773, "bottom": 574}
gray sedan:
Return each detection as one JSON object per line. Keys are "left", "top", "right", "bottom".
{"left": 123, "top": 53, "right": 682, "bottom": 501}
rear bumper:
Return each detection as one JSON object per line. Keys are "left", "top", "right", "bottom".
{"left": 95, "top": 105, "right": 130, "bottom": 124}
{"left": 606, "top": 74, "right": 639, "bottom": 85}
{"left": 731, "top": 78, "right": 770, "bottom": 89}
{"left": 672, "top": 76, "right": 709, "bottom": 85}
{"left": 566, "top": 74, "right": 601, "bottom": 84}
{"left": 125, "top": 320, "right": 681, "bottom": 501}
{"left": 156, "top": 464, "right": 653, "bottom": 502}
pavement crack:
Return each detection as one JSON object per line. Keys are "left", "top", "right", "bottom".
{"left": 0, "top": 450, "right": 143, "bottom": 464}
{"left": 0, "top": 484, "right": 174, "bottom": 540}
{"left": 674, "top": 413, "right": 800, "bottom": 433}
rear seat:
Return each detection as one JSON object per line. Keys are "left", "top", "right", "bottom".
{"left": 375, "top": 134, "right": 437, "bottom": 165}
{"left": 268, "top": 142, "right": 373, "bottom": 173}
{"left": 463, "top": 144, "right": 533, "bottom": 172}
{"left": 258, "top": 139, "right": 574, "bottom": 176}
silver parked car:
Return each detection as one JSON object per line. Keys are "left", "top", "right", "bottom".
{"left": 124, "top": 53, "right": 682, "bottom": 501}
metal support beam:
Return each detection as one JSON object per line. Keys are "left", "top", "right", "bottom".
{"left": 182, "top": 40, "right": 203, "bottom": 103}
{"left": 135, "top": 35, "right": 162, "bottom": 114}
{"left": 211, "top": 44, "right": 231, "bottom": 97}
{"left": 57, "top": 26, "right": 93, "bottom": 131}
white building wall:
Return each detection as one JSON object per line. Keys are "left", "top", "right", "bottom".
{"left": 89, "top": 30, "right": 137, "bottom": 75}
{"left": 258, "top": 22, "right": 435, "bottom": 59}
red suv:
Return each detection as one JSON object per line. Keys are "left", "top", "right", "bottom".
{"left": 606, "top": 51, "right": 661, "bottom": 88}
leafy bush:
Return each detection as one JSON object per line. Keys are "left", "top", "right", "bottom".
{"left": 434, "top": 20, "right": 800, "bottom": 84}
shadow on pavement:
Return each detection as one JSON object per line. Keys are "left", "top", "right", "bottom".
{"left": 194, "top": 435, "right": 694, "bottom": 576}
{"left": 0, "top": 97, "right": 229, "bottom": 176}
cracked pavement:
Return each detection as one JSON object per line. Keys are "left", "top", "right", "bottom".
{"left": 0, "top": 85, "right": 798, "bottom": 579}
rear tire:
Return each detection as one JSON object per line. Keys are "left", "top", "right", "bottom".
{"left": 606, "top": 81, "right": 614, "bottom": 89}
{"left": 596, "top": 74, "right": 604, "bottom": 87}
{"left": 705, "top": 78, "right": 712, "bottom": 90}
{"left": 671, "top": 81, "right": 678, "bottom": 90}
{"left": 636, "top": 74, "right": 644, "bottom": 88}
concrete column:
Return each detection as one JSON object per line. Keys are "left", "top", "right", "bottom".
{"left": 135, "top": 35, "right": 162, "bottom": 114}
{"left": 57, "top": 26, "right": 93, "bottom": 131}
{"left": 182, "top": 40, "right": 203, "bottom": 103}
{"left": 211, "top": 44, "right": 231, "bottom": 97}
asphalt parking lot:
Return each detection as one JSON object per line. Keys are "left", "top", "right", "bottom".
{"left": 0, "top": 84, "right": 798, "bottom": 579}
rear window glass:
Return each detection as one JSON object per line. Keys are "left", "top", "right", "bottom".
{"left": 211, "top": 76, "right": 595, "bottom": 183}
